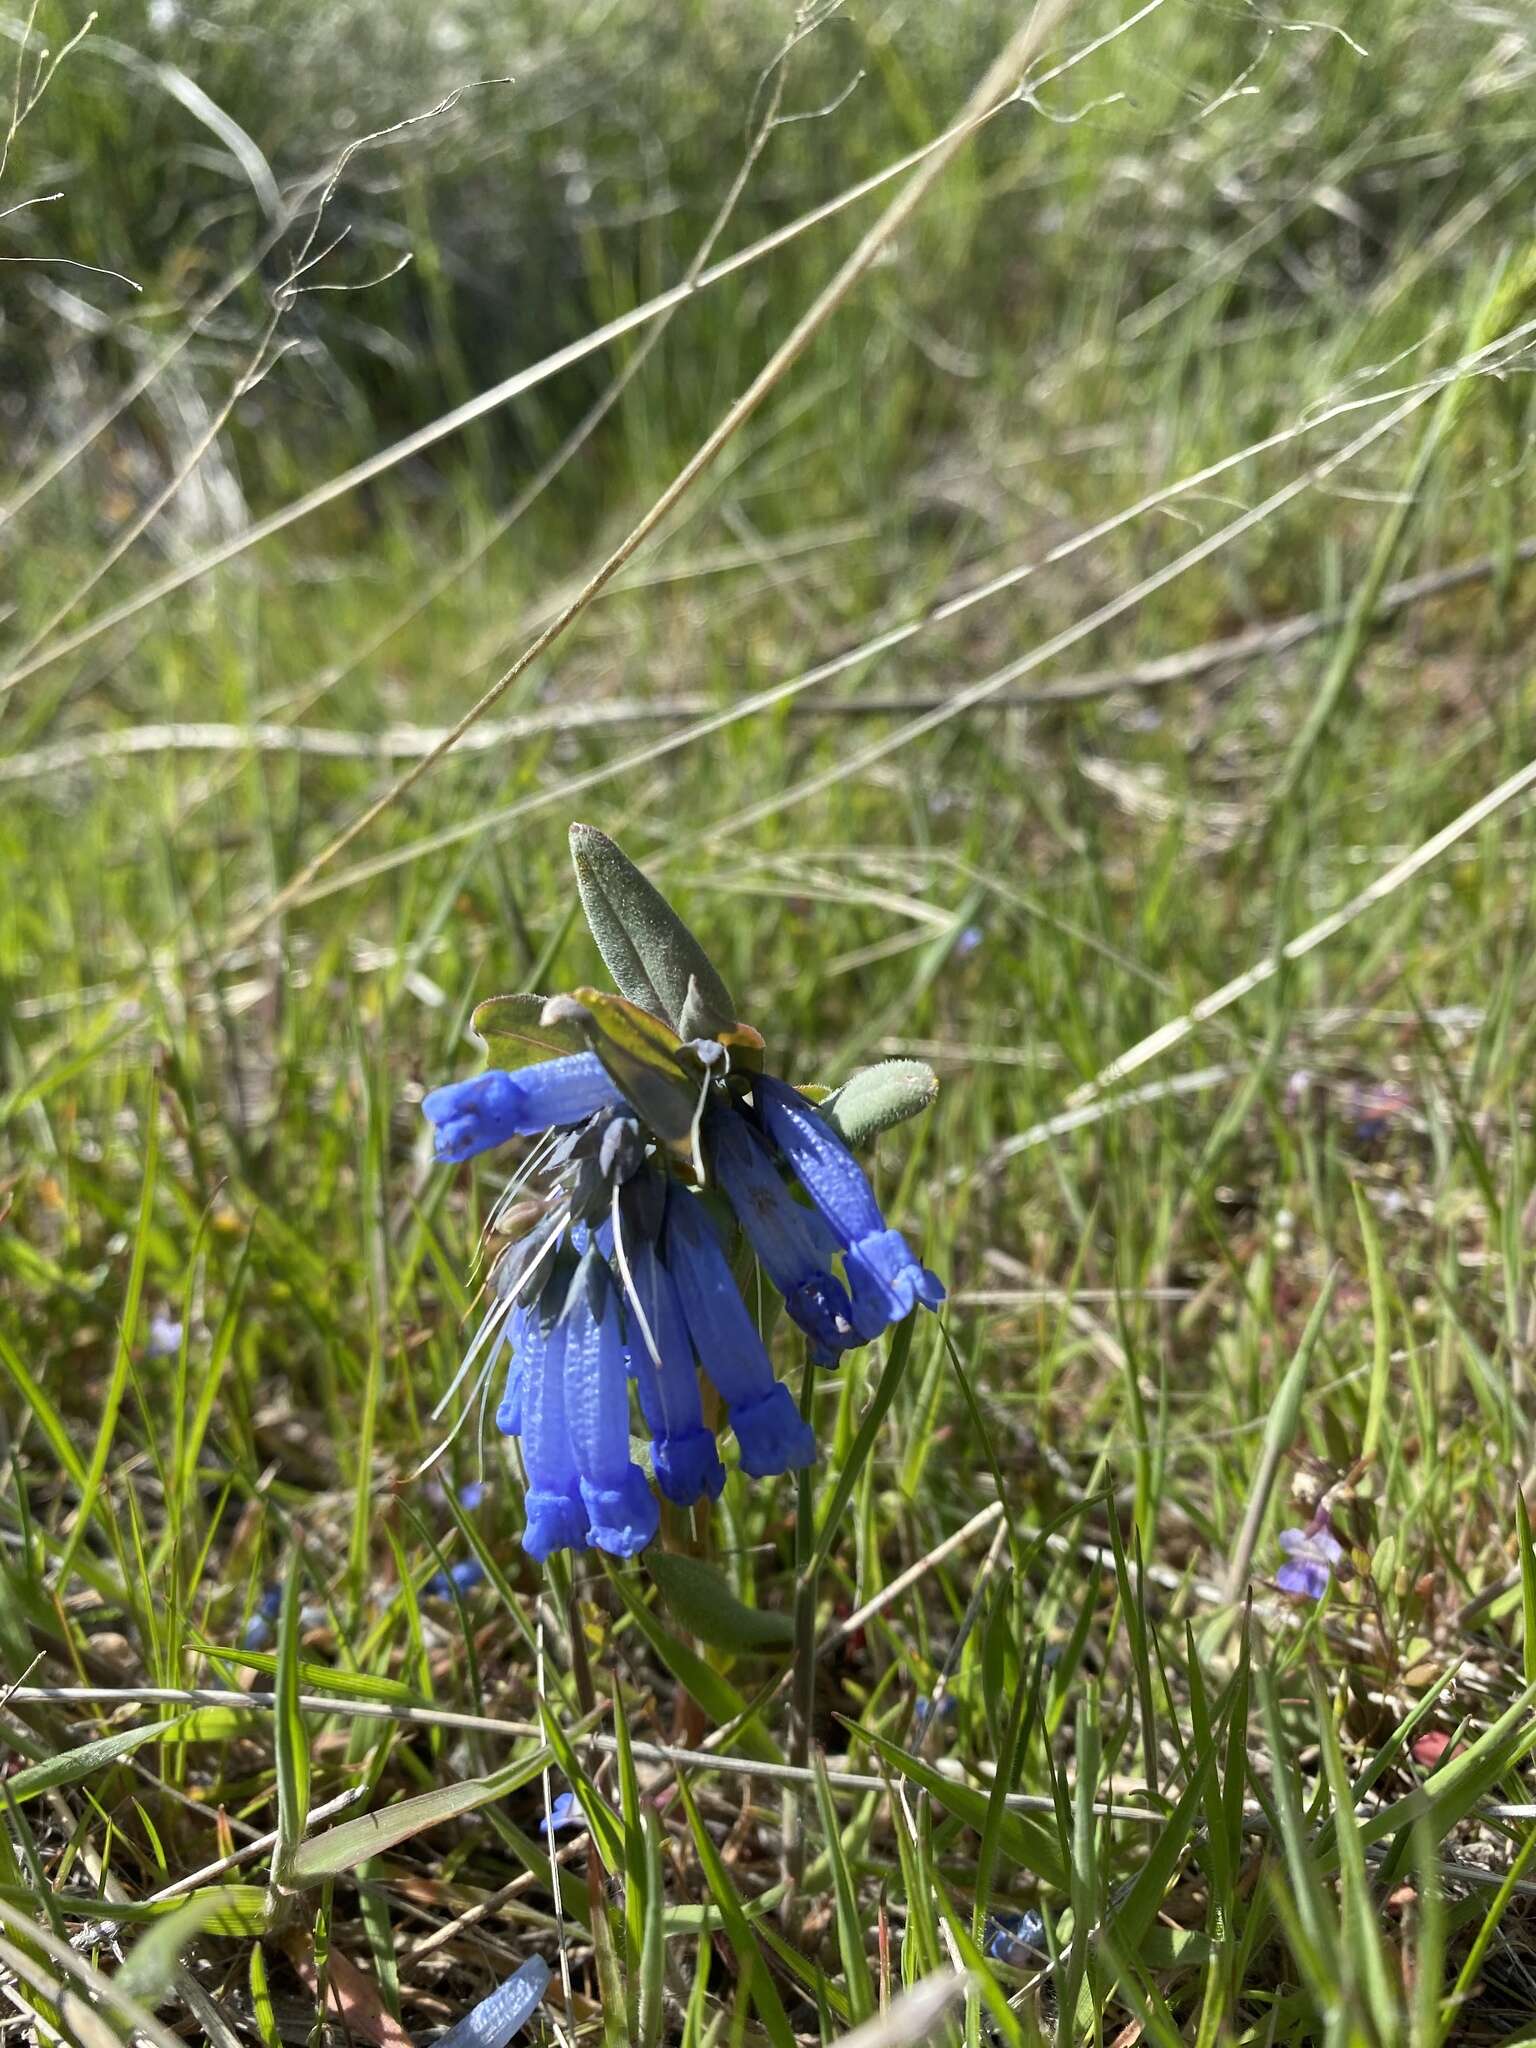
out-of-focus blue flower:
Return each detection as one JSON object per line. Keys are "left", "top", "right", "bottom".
{"left": 709, "top": 1110, "right": 855, "bottom": 1360}
{"left": 986, "top": 1909, "right": 1048, "bottom": 1965}
{"left": 754, "top": 1074, "right": 944, "bottom": 1341}
{"left": 954, "top": 924, "right": 984, "bottom": 959}
{"left": 423, "top": 1055, "right": 624, "bottom": 1163}
{"left": 1276, "top": 1521, "right": 1345, "bottom": 1601}
{"left": 537, "top": 1790, "right": 586, "bottom": 1838}
{"left": 241, "top": 1582, "right": 283, "bottom": 1649}
{"left": 427, "top": 1556, "right": 487, "bottom": 1599}
{"left": 663, "top": 1186, "right": 816, "bottom": 1479}
{"left": 913, "top": 1692, "right": 958, "bottom": 1732}
{"left": 459, "top": 1480, "right": 488, "bottom": 1512}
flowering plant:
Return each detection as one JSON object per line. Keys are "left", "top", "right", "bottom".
{"left": 423, "top": 825, "right": 943, "bottom": 1561}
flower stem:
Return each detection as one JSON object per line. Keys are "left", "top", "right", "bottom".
{"left": 783, "top": 1343, "right": 819, "bottom": 1921}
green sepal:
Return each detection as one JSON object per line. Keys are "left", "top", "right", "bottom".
{"left": 471, "top": 992, "right": 589, "bottom": 1070}
{"left": 822, "top": 1059, "right": 939, "bottom": 1148}
{"left": 570, "top": 822, "right": 737, "bottom": 1033}
{"left": 648, "top": 1550, "right": 794, "bottom": 1656}
{"left": 542, "top": 988, "right": 700, "bottom": 1155}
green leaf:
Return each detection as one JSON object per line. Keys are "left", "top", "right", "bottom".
{"left": 194, "top": 1643, "right": 420, "bottom": 1702}
{"left": 604, "top": 1560, "right": 784, "bottom": 1764}
{"left": 648, "top": 1552, "right": 794, "bottom": 1655}
{"left": 676, "top": 1773, "right": 795, "bottom": 2048}
{"left": 544, "top": 988, "right": 700, "bottom": 1150}
{"left": 5, "top": 1718, "right": 187, "bottom": 1803}
{"left": 972, "top": 1642, "right": 1043, "bottom": 1954}
{"left": 1518, "top": 1494, "right": 1536, "bottom": 1687}
{"left": 59, "top": 1083, "right": 160, "bottom": 1581}
{"left": 249, "top": 1940, "right": 280, "bottom": 2048}
{"left": 636, "top": 1812, "right": 667, "bottom": 2048}
{"left": 57, "top": 1887, "right": 272, "bottom": 1941}
{"left": 471, "top": 992, "right": 589, "bottom": 1069}
{"left": 812, "top": 1752, "right": 877, "bottom": 2024}
{"left": 570, "top": 822, "right": 736, "bottom": 1033}
{"left": 1351, "top": 1180, "right": 1393, "bottom": 1465}
{"left": 269, "top": 1567, "right": 310, "bottom": 1888}
{"left": 845, "top": 1721, "right": 1068, "bottom": 1891}
{"left": 811, "top": 1313, "right": 917, "bottom": 1578}
{"left": 1110, "top": 1747, "right": 1214, "bottom": 1964}
{"left": 287, "top": 1740, "right": 557, "bottom": 1885}
{"left": 823, "top": 1060, "right": 940, "bottom": 1148}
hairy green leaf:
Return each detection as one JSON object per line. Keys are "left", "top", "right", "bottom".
{"left": 569, "top": 822, "right": 736, "bottom": 1032}
{"left": 823, "top": 1059, "right": 940, "bottom": 1148}
{"left": 648, "top": 1551, "right": 794, "bottom": 1654}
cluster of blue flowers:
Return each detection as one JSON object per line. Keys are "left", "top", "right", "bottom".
{"left": 423, "top": 1047, "right": 942, "bottom": 1562}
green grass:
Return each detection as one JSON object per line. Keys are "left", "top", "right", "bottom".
{"left": 6, "top": 0, "right": 1536, "bottom": 2041}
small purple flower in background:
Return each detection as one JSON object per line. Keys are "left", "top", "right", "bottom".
{"left": 913, "top": 1691, "right": 958, "bottom": 1733}
{"left": 1276, "top": 1519, "right": 1345, "bottom": 1600}
{"left": 1349, "top": 1081, "right": 1412, "bottom": 1143}
{"left": 146, "top": 1312, "right": 183, "bottom": 1359}
{"left": 954, "top": 924, "right": 984, "bottom": 960}
{"left": 422, "top": 826, "right": 944, "bottom": 1564}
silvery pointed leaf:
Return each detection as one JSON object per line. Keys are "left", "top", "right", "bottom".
{"left": 821, "top": 1059, "right": 939, "bottom": 1149}
{"left": 570, "top": 822, "right": 736, "bottom": 1033}
{"left": 434, "top": 1958, "right": 550, "bottom": 2048}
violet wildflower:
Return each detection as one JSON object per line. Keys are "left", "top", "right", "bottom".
{"left": 423, "top": 824, "right": 943, "bottom": 1561}
{"left": 1275, "top": 1520, "right": 1345, "bottom": 1600}
{"left": 146, "top": 1311, "right": 183, "bottom": 1359}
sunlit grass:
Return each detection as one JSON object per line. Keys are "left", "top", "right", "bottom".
{"left": 5, "top": 0, "right": 1536, "bottom": 2040}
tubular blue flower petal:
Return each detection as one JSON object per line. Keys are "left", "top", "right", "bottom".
{"left": 755, "top": 1076, "right": 944, "bottom": 1341}
{"left": 709, "top": 1112, "right": 857, "bottom": 1358}
{"left": 564, "top": 1284, "right": 660, "bottom": 1557}
{"left": 424, "top": 1055, "right": 625, "bottom": 1162}
{"left": 519, "top": 1316, "right": 589, "bottom": 1560}
{"left": 843, "top": 1228, "right": 946, "bottom": 1341}
{"left": 495, "top": 1317, "right": 525, "bottom": 1437}
{"left": 754, "top": 1074, "right": 885, "bottom": 1246}
{"left": 664, "top": 1191, "right": 816, "bottom": 1476}
{"left": 731, "top": 1384, "right": 817, "bottom": 1479}
{"left": 624, "top": 1238, "right": 725, "bottom": 1506}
